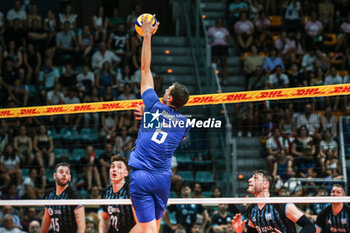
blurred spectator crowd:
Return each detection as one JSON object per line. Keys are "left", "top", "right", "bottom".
{"left": 226, "top": 0, "right": 348, "bottom": 222}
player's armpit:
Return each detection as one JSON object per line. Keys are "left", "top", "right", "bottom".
{"left": 74, "top": 206, "right": 86, "bottom": 233}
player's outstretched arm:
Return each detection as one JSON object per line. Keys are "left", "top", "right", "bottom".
{"left": 74, "top": 206, "right": 86, "bottom": 233}
{"left": 40, "top": 208, "right": 51, "bottom": 233}
{"left": 98, "top": 212, "right": 111, "bottom": 233}
{"left": 140, "top": 15, "right": 160, "bottom": 95}
{"left": 286, "top": 204, "right": 316, "bottom": 233}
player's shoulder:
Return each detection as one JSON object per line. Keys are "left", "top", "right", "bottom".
{"left": 101, "top": 185, "right": 112, "bottom": 196}
{"left": 65, "top": 185, "right": 81, "bottom": 198}
{"left": 122, "top": 182, "right": 130, "bottom": 193}
{"left": 246, "top": 204, "right": 257, "bottom": 214}
{"left": 343, "top": 204, "right": 350, "bottom": 213}
{"left": 142, "top": 88, "right": 159, "bottom": 100}
{"left": 319, "top": 204, "right": 332, "bottom": 215}
{"left": 44, "top": 187, "right": 55, "bottom": 199}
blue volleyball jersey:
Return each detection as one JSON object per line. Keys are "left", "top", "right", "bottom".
{"left": 128, "top": 88, "right": 190, "bottom": 172}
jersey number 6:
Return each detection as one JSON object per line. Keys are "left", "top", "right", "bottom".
{"left": 151, "top": 129, "right": 168, "bottom": 144}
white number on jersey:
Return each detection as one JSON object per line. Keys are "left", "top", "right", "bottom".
{"left": 151, "top": 129, "right": 168, "bottom": 144}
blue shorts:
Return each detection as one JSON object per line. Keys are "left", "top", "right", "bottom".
{"left": 129, "top": 169, "right": 171, "bottom": 223}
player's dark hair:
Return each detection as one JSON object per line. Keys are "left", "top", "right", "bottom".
{"left": 55, "top": 162, "right": 70, "bottom": 172}
{"left": 170, "top": 82, "right": 189, "bottom": 109}
{"left": 111, "top": 154, "right": 131, "bottom": 172}
{"left": 253, "top": 169, "right": 274, "bottom": 192}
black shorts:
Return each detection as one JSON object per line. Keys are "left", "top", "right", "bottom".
{"left": 211, "top": 45, "right": 228, "bottom": 58}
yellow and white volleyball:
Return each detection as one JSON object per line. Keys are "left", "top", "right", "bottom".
{"left": 135, "top": 13, "right": 158, "bottom": 37}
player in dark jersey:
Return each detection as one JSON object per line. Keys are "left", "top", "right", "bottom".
{"left": 316, "top": 184, "right": 350, "bottom": 233}
{"left": 98, "top": 155, "right": 135, "bottom": 233}
{"left": 40, "top": 162, "right": 85, "bottom": 233}
{"left": 129, "top": 15, "right": 190, "bottom": 233}
{"left": 163, "top": 184, "right": 209, "bottom": 233}
{"left": 231, "top": 170, "right": 315, "bottom": 233}
{"left": 211, "top": 204, "right": 234, "bottom": 232}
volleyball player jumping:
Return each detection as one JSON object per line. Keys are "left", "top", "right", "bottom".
{"left": 231, "top": 170, "right": 315, "bottom": 233}
{"left": 129, "top": 15, "right": 191, "bottom": 233}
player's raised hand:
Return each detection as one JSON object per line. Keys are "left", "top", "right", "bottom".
{"left": 141, "top": 14, "right": 160, "bottom": 37}
{"left": 231, "top": 213, "right": 247, "bottom": 233}
{"left": 134, "top": 104, "right": 144, "bottom": 121}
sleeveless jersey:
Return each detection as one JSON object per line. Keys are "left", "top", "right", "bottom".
{"left": 45, "top": 186, "right": 83, "bottom": 233}
{"left": 246, "top": 203, "right": 296, "bottom": 233}
{"left": 99, "top": 184, "right": 135, "bottom": 233}
{"left": 316, "top": 204, "right": 350, "bottom": 233}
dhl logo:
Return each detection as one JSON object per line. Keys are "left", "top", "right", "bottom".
{"left": 0, "top": 84, "right": 350, "bottom": 118}
{"left": 0, "top": 110, "right": 14, "bottom": 117}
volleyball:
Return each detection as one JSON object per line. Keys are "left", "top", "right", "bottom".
{"left": 135, "top": 13, "right": 158, "bottom": 37}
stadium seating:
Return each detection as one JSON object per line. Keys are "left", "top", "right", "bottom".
{"left": 53, "top": 148, "right": 69, "bottom": 159}
{"left": 195, "top": 171, "right": 214, "bottom": 183}
{"left": 71, "top": 148, "right": 86, "bottom": 162}
{"left": 177, "top": 171, "right": 194, "bottom": 182}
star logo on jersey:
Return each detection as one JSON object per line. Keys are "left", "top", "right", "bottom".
{"left": 144, "top": 110, "right": 162, "bottom": 129}
{"left": 328, "top": 219, "right": 332, "bottom": 225}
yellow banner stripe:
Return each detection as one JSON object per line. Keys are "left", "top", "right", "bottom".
{"left": 0, "top": 84, "right": 349, "bottom": 118}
